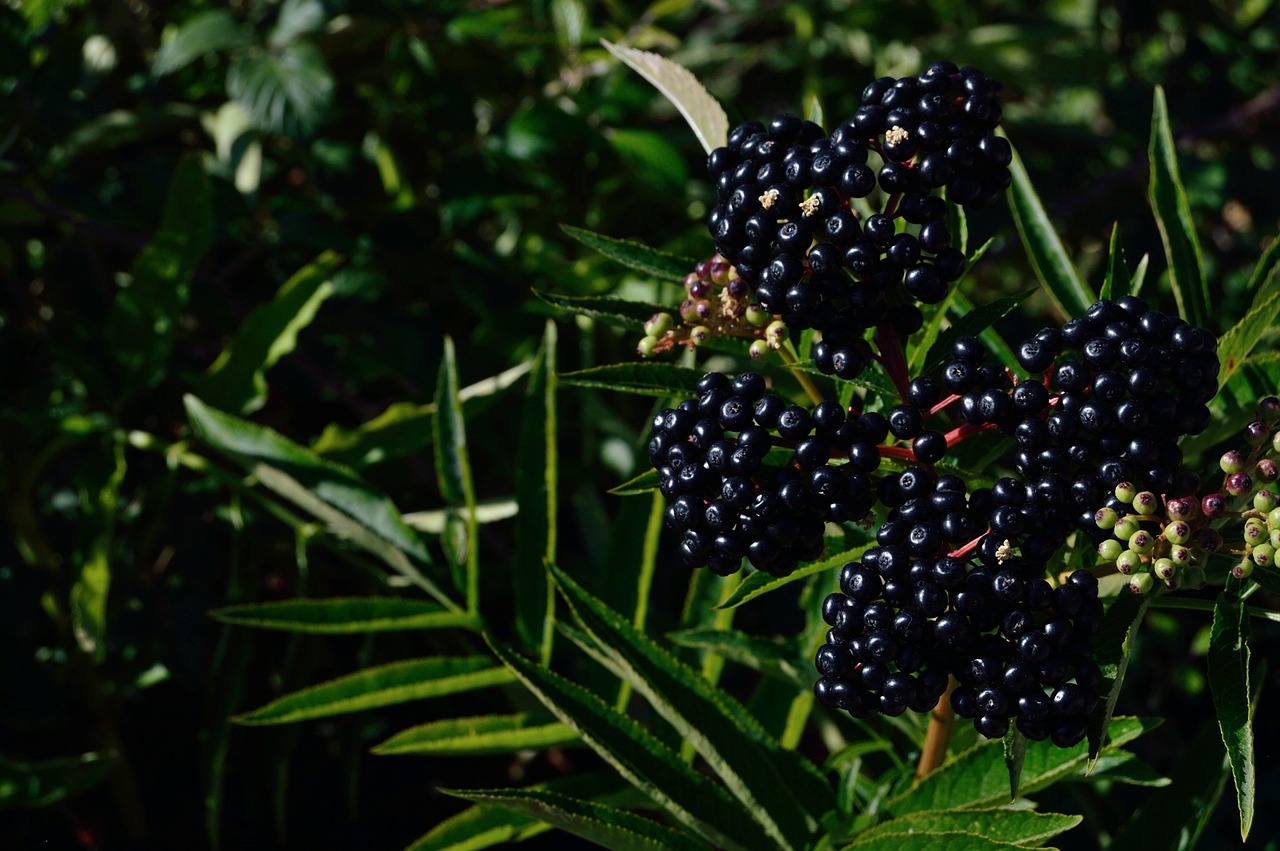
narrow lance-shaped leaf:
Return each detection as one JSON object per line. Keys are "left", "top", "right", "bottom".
{"left": 444, "top": 787, "right": 712, "bottom": 851}
{"left": 846, "top": 808, "right": 1082, "bottom": 848}
{"left": 1208, "top": 586, "right": 1254, "bottom": 840}
{"left": 600, "top": 40, "right": 728, "bottom": 154}
{"left": 434, "top": 337, "right": 480, "bottom": 610}
{"left": 533, "top": 289, "right": 667, "bottom": 328}
{"left": 210, "top": 597, "right": 478, "bottom": 634}
{"left": 405, "top": 802, "right": 548, "bottom": 851}
{"left": 844, "top": 832, "right": 1051, "bottom": 851}
{"left": 0, "top": 751, "right": 116, "bottom": 809}
{"left": 559, "top": 363, "right": 707, "bottom": 398}
{"left": 234, "top": 656, "right": 514, "bottom": 725}
{"left": 551, "top": 565, "right": 830, "bottom": 847}
{"left": 1003, "top": 728, "right": 1028, "bottom": 800}
{"left": 921, "top": 290, "right": 1034, "bottom": 373}
{"left": 1087, "top": 592, "right": 1149, "bottom": 767}
{"left": 199, "top": 251, "right": 341, "bottom": 414}
{"left": 1216, "top": 236, "right": 1280, "bottom": 388}
{"left": 716, "top": 543, "right": 875, "bottom": 610}
{"left": 373, "top": 713, "right": 577, "bottom": 757}
{"left": 486, "top": 639, "right": 762, "bottom": 851}
{"left": 1149, "top": 85, "right": 1209, "bottom": 328}
{"left": 1100, "top": 221, "right": 1129, "bottom": 301}
{"left": 515, "top": 321, "right": 558, "bottom": 655}
{"left": 1004, "top": 135, "right": 1096, "bottom": 319}
{"left": 560, "top": 224, "right": 696, "bottom": 282}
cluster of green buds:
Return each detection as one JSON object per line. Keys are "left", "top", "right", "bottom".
{"left": 636, "top": 254, "right": 788, "bottom": 360}
{"left": 1094, "top": 484, "right": 1215, "bottom": 594}
{"left": 1202, "top": 396, "right": 1280, "bottom": 579}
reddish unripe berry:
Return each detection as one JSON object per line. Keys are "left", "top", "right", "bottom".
{"left": 1202, "top": 493, "right": 1227, "bottom": 517}
{"left": 1226, "top": 472, "right": 1253, "bottom": 497}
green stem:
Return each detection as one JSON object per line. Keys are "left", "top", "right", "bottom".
{"left": 779, "top": 340, "right": 825, "bottom": 406}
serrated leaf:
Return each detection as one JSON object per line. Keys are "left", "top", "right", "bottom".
{"left": 843, "top": 831, "right": 1049, "bottom": 851}
{"left": 183, "top": 396, "right": 454, "bottom": 607}
{"left": 667, "top": 629, "right": 807, "bottom": 688}
{"left": 1216, "top": 236, "right": 1280, "bottom": 388}
{"left": 152, "top": 10, "right": 251, "bottom": 75}
{"left": 1003, "top": 728, "right": 1027, "bottom": 800}
{"left": 559, "top": 363, "right": 706, "bottom": 397}
{"left": 1209, "top": 586, "right": 1254, "bottom": 840}
{"left": 1149, "top": 86, "right": 1209, "bottom": 328}
{"left": 227, "top": 43, "right": 333, "bottom": 136}
{"left": 200, "top": 251, "right": 341, "bottom": 414}
{"left": 609, "top": 467, "right": 660, "bottom": 496}
{"left": 106, "top": 153, "right": 213, "bottom": 389}
{"left": 234, "top": 656, "right": 514, "bottom": 725}
{"left": 0, "top": 751, "right": 115, "bottom": 809}
{"left": 515, "top": 322, "right": 558, "bottom": 654}
{"left": 1087, "top": 592, "right": 1148, "bottom": 767}
{"left": 715, "top": 543, "right": 875, "bottom": 609}
{"left": 374, "top": 714, "right": 577, "bottom": 756}
{"left": 847, "top": 808, "right": 1082, "bottom": 847}
{"left": 550, "top": 566, "right": 829, "bottom": 847}
{"left": 887, "top": 716, "right": 1159, "bottom": 815}
{"left": 1100, "top": 221, "right": 1129, "bottom": 301}
{"left": 443, "top": 788, "right": 711, "bottom": 851}
{"left": 210, "top": 598, "right": 478, "bottom": 634}
{"left": 312, "top": 361, "right": 531, "bottom": 467}
{"left": 405, "top": 803, "right": 547, "bottom": 851}
{"left": 921, "top": 290, "right": 1035, "bottom": 374}
{"left": 433, "top": 337, "right": 479, "bottom": 609}
{"left": 1005, "top": 136, "right": 1095, "bottom": 319}
{"left": 1086, "top": 749, "right": 1171, "bottom": 786}
{"left": 600, "top": 40, "right": 727, "bottom": 154}
{"left": 486, "top": 639, "right": 762, "bottom": 851}
{"left": 533, "top": 288, "right": 667, "bottom": 328}
{"left": 560, "top": 224, "right": 695, "bottom": 282}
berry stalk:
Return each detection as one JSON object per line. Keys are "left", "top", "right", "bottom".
{"left": 917, "top": 677, "right": 956, "bottom": 778}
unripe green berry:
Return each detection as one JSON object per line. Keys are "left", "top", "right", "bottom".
{"left": 1254, "top": 489, "right": 1278, "bottom": 514}
{"left": 1153, "top": 558, "right": 1177, "bottom": 581}
{"left": 1098, "top": 539, "right": 1123, "bottom": 561}
{"left": 1234, "top": 559, "right": 1255, "bottom": 580}
{"left": 1115, "top": 482, "right": 1137, "bottom": 504}
{"left": 644, "top": 312, "right": 674, "bottom": 337}
{"left": 1221, "top": 449, "right": 1247, "bottom": 474}
{"left": 1268, "top": 507, "right": 1280, "bottom": 530}
{"left": 1094, "top": 507, "right": 1119, "bottom": 530}
{"left": 1116, "top": 550, "right": 1143, "bottom": 575}
{"left": 1165, "top": 497, "right": 1196, "bottom": 521}
{"left": 688, "top": 325, "right": 710, "bottom": 345}
{"left": 748, "top": 339, "right": 770, "bottom": 360}
{"left": 1271, "top": 529, "right": 1280, "bottom": 549}
{"left": 765, "top": 319, "right": 788, "bottom": 348}
{"left": 745, "top": 304, "right": 770, "bottom": 326}
{"left": 1162, "top": 520, "right": 1191, "bottom": 545}
{"left": 1169, "top": 545, "right": 1192, "bottom": 566}
{"left": 679, "top": 298, "right": 702, "bottom": 323}
{"left": 1257, "top": 459, "right": 1279, "bottom": 483}
{"left": 1129, "top": 530, "right": 1156, "bottom": 555}
{"left": 1129, "top": 572, "right": 1154, "bottom": 595}
{"left": 1273, "top": 430, "right": 1280, "bottom": 454}
{"left": 636, "top": 335, "right": 660, "bottom": 357}
{"left": 1252, "top": 543, "right": 1275, "bottom": 567}
{"left": 1113, "top": 515, "right": 1141, "bottom": 541}
{"left": 709, "top": 258, "right": 731, "bottom": 285}
{"left": 1244, "top": 519, "right": 1268, "bottom": 546}
{"left": 1132, "top": 491, "right": 1159, "bottom": 516}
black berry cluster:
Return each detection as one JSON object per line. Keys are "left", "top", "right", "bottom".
{"left": 705, "top": 62, "right": 1009, "bottom": 381}
{"left": 651, "top": 371, "right": 886, "bottom": 576}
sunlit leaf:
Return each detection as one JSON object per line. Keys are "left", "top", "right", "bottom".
{"left": 211, "top": 597, "right": 478, "bottom": 634}
{"left": 601, "top": 40, "right": 728, "bottom": 154}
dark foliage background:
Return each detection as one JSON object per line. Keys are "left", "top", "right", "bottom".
{"left": 2, "top": 0, "right": 1279, "bottom": 848}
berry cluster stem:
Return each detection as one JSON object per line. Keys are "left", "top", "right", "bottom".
{"left": 917, "top": 677, "right": 956, "bottom": 778}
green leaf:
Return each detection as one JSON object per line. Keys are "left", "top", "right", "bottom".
{"left": 533, "top": 288, "right": 668, "bottom": 328}
{"left": 443, "top": 788, "right": 711, "bottom": 851}
{"left": 921, "top": 290, "right": 1035, "bottom": 374}
{"left": 843, "top": 831, "right": 1049, "bottom": 851}
{"left": 269, "top": 0, "right": 326, "bottom": 48}
{"left": 560, "top": 224, "right": 696, "bottom": 282}
{"left": 846, "top": 808, "right": 1082, "bottom": 848}
{"left": 374, "top": 714, "right": 576, "bottom": 756}
{"left": 887, "top": 716, "right": 1159, "bottom": 815}
{"left": 200, "top": 252, "right": 341, "bottom": 414}
{"left": 152, "top": 10, "right": 251, "bottom": 75}
{"left": 559, "top": 363, "right": 706, "bottom": 397}
{"left": 1002, "top": 728, "right": 1027, "bottom": 800}
{"left": 405, "top": 803, "right": 547, "bottom": 851}
{"left": 434, "top": 337, "right": 479, "bottom": 609}
{"left": 1087, "top": 592, "right": 1149, "bottom": 768}
{"left": 234, "top": 656, "right": 514, "bottom": 725}
{"left": 210, "top": 597, "right": 478, "bottom": 634}
{"left": 0, "top": 751, "right": 115, "bottom": 809}
{"left": 106, "top": 154, "right": 213, "bottom": 389}
{"left": 227, "top": 43, "right": 333, "bottom": 136}
{"left": 667, "top": 629, "right": 807, "bottom": 688}
{"left": 183, "top": 396, "right": 453, "bottom": 606}
{"left": 609, "top": 467, "right": 660, "bottom": 496}
{"left": 1148, "top": 86, "right": 1209, "bottom": 328}
{"left": 600, "top": 40, "right": 728, "bottom": 154}
{"left": 1086, "top": 749, "right": 1170, "bottom": 786}
{"left": 1005, "top": 136, "right": 1096, "bottom": 319}
{"left": 715, "top": 543, "right": 875, "bottom": 610}
{"left": 609, "top": 128, "right": 689, "bottom": 189}
{"left": 1208, "top": 587, "right": 1254, "bottom": 840}
{"left": 1110, "top": 719, "right": 1230, "bottom": 851}
{"left": 486, "top": 639, "right": 762, "bottom": 851}
{"left": 312, "top": 361, "right": 531, "bottom": 468}
{"left": 550, "top": 566, "right": 830, "bottom": 847}
{"left": 1215, "top": 236, "right": 1280, "bottom": 388}
{"left": 1100, "top": 221, "right": 1129, "bottom": 301}
{"left": 515, "top": 321, "right": 558, "bottom": 654}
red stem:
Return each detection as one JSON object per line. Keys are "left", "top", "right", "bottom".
{"left": 875, "top": 324, "right": 911, "bottom": 403}
{"left": 948, "top": 530, "right": 989, "bottom": 559}
{"left": 929, "top": 393, "right": 962, "bottom": 418}
{"left": 942, "top": 420, "right": 996, "bottom": 447}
